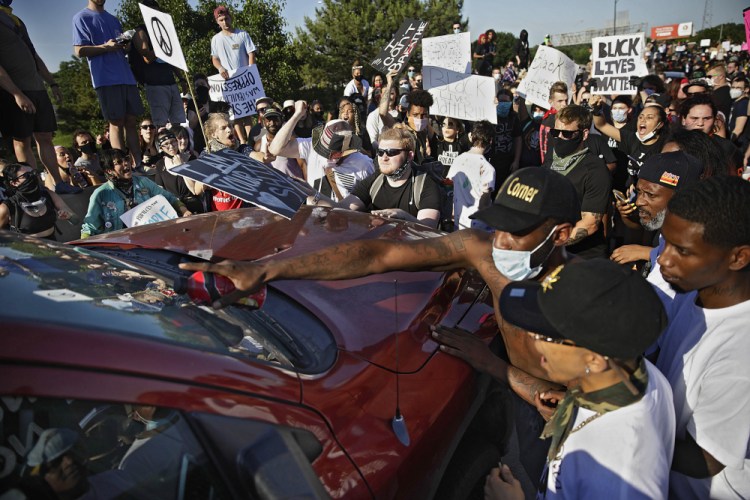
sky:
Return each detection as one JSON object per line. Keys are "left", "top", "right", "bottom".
{"left": 13, "top": 0, "right": 745, "bottom": 73}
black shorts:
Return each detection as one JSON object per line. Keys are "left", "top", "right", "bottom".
{"left": 0, "top": 89, "right": 57, "bottom": 139}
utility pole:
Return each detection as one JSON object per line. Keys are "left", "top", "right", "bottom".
{"left": 702, "top": 0, "right": 713, "bottom": 31}
{"left": 613, "top": 0, "right": 619, "bottom": 35}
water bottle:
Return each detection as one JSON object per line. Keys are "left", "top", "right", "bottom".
{"left": 178, "top": 271, "right": 266, "bottom": 309}
{"left": 68, "top": 164, "right": 88, "bottom": 188}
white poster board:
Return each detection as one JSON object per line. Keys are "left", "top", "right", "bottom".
{"left": 424, "top": 67, "right": 496, "bottom": 123}
{"left": 138, "top": 3, "right": 188, "bottom": 71}
{"left": 208, "top": 65, "right": 266, "bottom": 120}
{"left": 591, "top": 33, "right": 647, "bottom": 95}
{"left": 700, "top": 38, "right": 711, "bottom": 47}
{"left": 422, "top": 32, "right": 472, "bottom": 74}
{"left": 516, "top": 46, "right": 577, "bottom": 110}
{"left": 120, "top": 195, "right": 178, "bottom": 228}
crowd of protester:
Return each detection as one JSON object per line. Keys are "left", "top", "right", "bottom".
{"left": 1, "top": 0, "right": 749, "bottom": 498}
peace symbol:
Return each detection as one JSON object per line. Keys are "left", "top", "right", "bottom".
{"left": 151, "top": 17, "right": 172, "bottom": 57}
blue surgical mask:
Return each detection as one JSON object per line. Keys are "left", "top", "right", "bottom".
{"left": 408, "top": 70, "right": 415, "bottom": 78}
{"left": 491, "top": 225, "right": 558, "bottom": 280}
{"left": 611, "top": 109, "right": 628, "bottom": 123}
{"left": 496, "top": 101, "right": 512, "bottom": 118}
{"left": 532, "top": 111, "right": 545, "bottom": 121}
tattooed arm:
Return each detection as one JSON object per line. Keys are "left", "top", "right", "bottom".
{"left": 180, "top": 229, "right": 495, "bottom": 306}
{"left": 565, "top": 212, "right": 602, "bottom": 247}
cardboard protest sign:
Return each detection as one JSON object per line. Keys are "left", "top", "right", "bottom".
{"left": 422, "top": 32, "right": 472, "bottom": 74}
{"left": 591, "top": 33, "right": 647, "bottom": 95}
{"left": 138, "top": 3, "right": 188, "bottom": 71}
{"left": 424, "top": 67, "right": 496, "bottom": 123}
{"left": 700, "top": 39, "right": 711, "bottom": 48}
{"left": 171, "top": 149, "right": 308, "bottom": 219}
{"left": 371, "top": 19, "right": 428, "bottom": 74}
{"left": 208, "top": 65, "right": 266, "bottom": 120}
{"left": 120, "top": 195, "right": 178, "bottom": 228}
{"left": 516, "top": 46, "right": 577, "bottom": 110}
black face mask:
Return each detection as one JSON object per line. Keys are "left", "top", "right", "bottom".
{"left": 14, "top": 174, "right": 41, "bottom": 200}
{"left": 552, "top": 135, "right": 583, "bottom": 158}
{"left": 113, "top": 176, "right": 133, "bottom": 193}
{"left": 354, "top": 75, "right": 363, "bottom": 82}
{"left": 80, "top": 143, "right": 97, "bottom": 156}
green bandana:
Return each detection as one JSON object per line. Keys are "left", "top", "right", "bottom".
{"left": 541, "top": 357, "right": 649, "bottom": 462}
{"left": 549, "top": 147, "right": 589, "bottom": 176}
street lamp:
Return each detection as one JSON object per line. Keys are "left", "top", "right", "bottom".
{"left": 613, "top": 0, "right": 619, "bottom": 35}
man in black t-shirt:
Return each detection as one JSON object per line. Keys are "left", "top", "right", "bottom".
{"left": 544, "top": 105, "right": 611, "bottom": 259}
{"left": 310, "top": 127, "right": 442, "bottom": 228}
{"left": 679, "top": 94, "right": 739, "bottom": 168}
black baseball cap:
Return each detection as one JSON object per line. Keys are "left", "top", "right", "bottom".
{"left": 499, "top": 259, "right": 667, "bottom": 360}
{"left": 638, "top": 151, "right": 703, "bottom": 191}
{"left": 470, "top": 167, "right": 581, "bottom": 233}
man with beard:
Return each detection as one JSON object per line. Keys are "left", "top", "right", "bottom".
{"left": 652, "top": 176, "right": 750, "bottom": 499}
{"left": 180, "top": 167, "right": 582, "bottom": 491}
{"left": 73, "top": 0, "right": 144, "bottom": 166}
{"left": 610, "top": 151, "right": 703, "bottom": 268}
{"left": 544, "top": 105, "right": 611, "bottom": 259}
{"left": 249, "top": 105, "right": 304, "bottom": 179}
{"left": 81, "top": 148, "right": 190, "bottom": 237}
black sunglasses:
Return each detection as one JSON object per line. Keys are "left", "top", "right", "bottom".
{"left": 257, "top": 107, "right": 269, "bottom": 114}
{"left": 550, "top": 128, "right": 581, "bottom": 140}
{"left": 141, "top": 124, "right": 156, "bottom": 130}
{"left": 377, "top": 148, "right": 405, "bottom": 157}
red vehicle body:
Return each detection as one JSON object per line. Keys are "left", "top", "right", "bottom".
{"left": 0, "top": 207, "right": 505, "bottom": 499}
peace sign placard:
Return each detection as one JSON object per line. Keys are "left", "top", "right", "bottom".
{"left": 139, "top": 2, "right": 188, "bottom": 71}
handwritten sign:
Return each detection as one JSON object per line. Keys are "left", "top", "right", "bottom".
{"left": 424, "top": 67, "right": 496, "bottom": 124}
{"left": 745, "top": 8, "right": 750, "bottom": 54}
{"left": 208, "top": 65, "right": 266, "bottom": 120}
{"left": 171, "top": 149, "right": 308, "bottom": 219}
{"left": 516, "top": 46, "right": 577, "bottom": 110}
{"left": 120, "top": 195, "right": 178, "bottom": 228}
{"left": 139, "top": 3, "right": 187, "bottom": 71}
{"left": 371, "top": 19, "right": 428, "bottom": 74}
{"left": 591, "top": 33, "right": 647, "bottom": 95}
{"left": 422, "top": 32, "right": 471, "bottom": 74}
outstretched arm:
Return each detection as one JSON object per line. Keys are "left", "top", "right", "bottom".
{"left": 268, "top": 100, "right": 306, "bottom": 158}
{"left": 179, "top": 229, "right": 494, "bottom": 307}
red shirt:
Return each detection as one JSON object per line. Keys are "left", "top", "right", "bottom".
{"left": 211, "top": 190, "right": 243, "bottom": 211}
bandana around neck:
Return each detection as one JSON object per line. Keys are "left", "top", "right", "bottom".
{"left": 541, "top": 357, "right": 649, "bottom": 462}
{"left": 549, "top": 147, "right": 589, "bottom": 175}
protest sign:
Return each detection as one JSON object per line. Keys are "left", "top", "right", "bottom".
{"left": 120, "top": 195, "right": 178, "bottom": 228}
{"left": 371, "top": 19, "right": 428, "bottom": 74}
{"left": 139, "top": 3, "right": 187, "bottom": 71}
{"left": 208, "top": 65, "right": 266, "bottom": 120}
{"left": 516, "top": 46, "right": 577, "bottom": 110}
{"left": 171, "top": 149, "right": 308, "bottom": 219}
{"left": 700, "top": 39, "right": 711, "bottom": 48}
{"left": 744, "top": 7, "right": 750, "bottom": 53}
{"left": 591, "top": 33, "right": 647, "bottom": 95}
{"left": 422, "top": 32, "right": 472, "bottom": 74}
{"left": 424, "top": 67, "right": 496, "bottom": 123}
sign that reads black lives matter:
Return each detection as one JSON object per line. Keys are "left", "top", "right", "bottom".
{"left": 371, "top": 19, "right": 428, "bottom": 74}
{"left": 171, "top": 149, "right": 308, "bottom": 219}
{"left": 591, "top": 33, "right": 648, "bottom": 95}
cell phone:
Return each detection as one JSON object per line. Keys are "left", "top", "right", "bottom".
{"left": 612, "top": 189, "right": 628, "bottom": 203}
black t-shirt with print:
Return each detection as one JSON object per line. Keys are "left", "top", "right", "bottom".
{"left": 618, "top": 131, "right": 668, "bottom": 185}
{"left": 435, "top": 137, "right": 469, "bottom": 176}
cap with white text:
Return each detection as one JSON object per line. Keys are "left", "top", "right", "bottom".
{"left": 471, "top": 167, "right": 581, "bottom": 233}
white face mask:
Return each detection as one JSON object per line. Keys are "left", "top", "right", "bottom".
{"left": 611, "top": 109, "right": 628, "bottom": 123}
{"left": 730, "top": 88, "right": 744, "bottom": 99}
{"left": 412, "top": 117, "right": 428, "bottom": 132}
{"left": 637, "top": 128, "right": 657, "bottom": 143}
{"left": 491, "top": 225, "right": 558, "bottom": 281}
{"left": 493, "top": 73, "right": 501, "bottom": 80}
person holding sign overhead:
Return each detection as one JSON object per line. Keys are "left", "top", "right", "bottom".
{"left": 210, "top": 4, "right": 256, "bottom": 144}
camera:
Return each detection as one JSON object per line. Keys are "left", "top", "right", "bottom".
{"left": 116, "top": 29, "right": 135, "bottom": 45}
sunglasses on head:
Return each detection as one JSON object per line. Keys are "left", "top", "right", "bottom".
{"left": 141, "top": 124, "right": 156, "bottom": 130}
{"left": 550, "top": 128, "right": 581, "bottom": 140}
{"left": 377, "top": 148, "right": 405, "bottom": 157}
{"left": 528, "top": 332, "right": 577, "bottom": 347}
